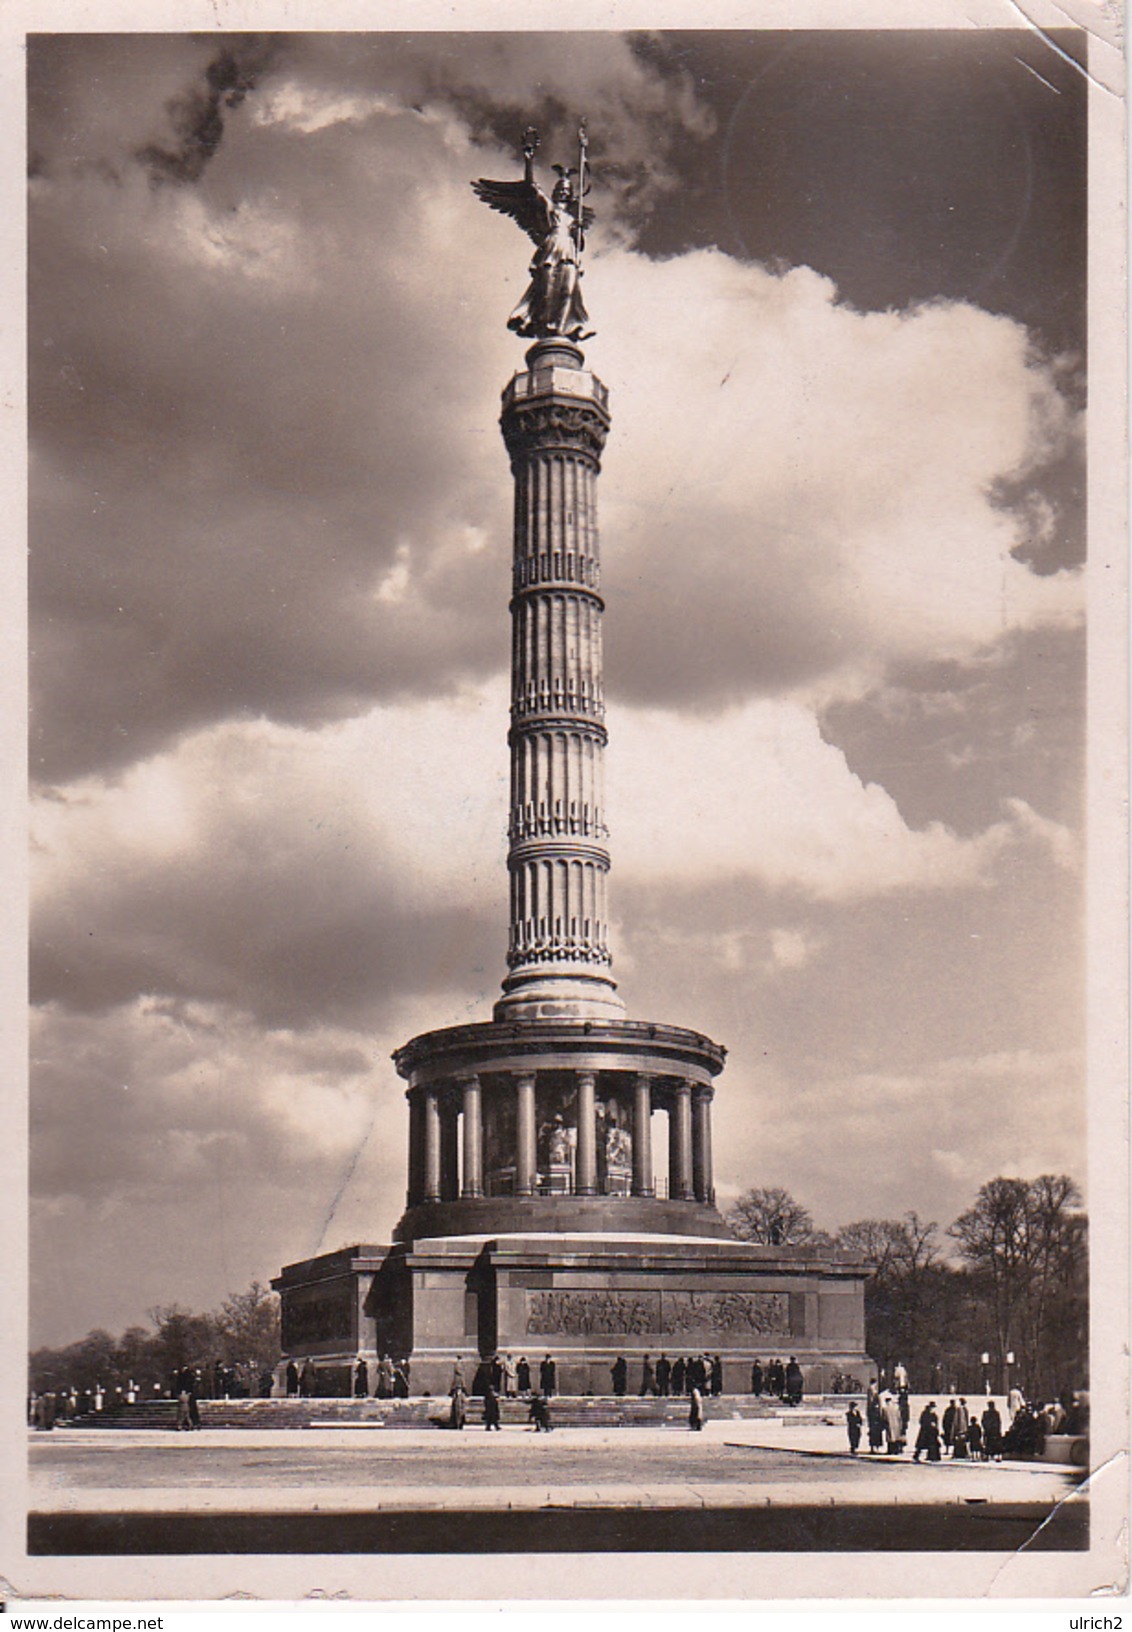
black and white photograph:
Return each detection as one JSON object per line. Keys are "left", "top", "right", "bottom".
{"left": 9, "top": 0, "right": 1127, "bottom": 1609}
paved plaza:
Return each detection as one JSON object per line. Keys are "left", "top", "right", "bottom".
{"left": 28, "top": 1405, "right": 1088, "bottom": 1554}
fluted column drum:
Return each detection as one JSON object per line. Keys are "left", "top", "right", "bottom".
{"left": 495, "top": 339, "right": 624, "bottom": 1022}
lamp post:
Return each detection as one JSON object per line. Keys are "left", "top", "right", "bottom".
{"left": 980, "top": 1351, "right": 991, "bottom": 1396}
{"left": 1004, "top": 1349, "right": 1015, "bottom": 1402}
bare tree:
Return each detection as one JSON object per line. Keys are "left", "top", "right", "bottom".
{"left": 834, "top": 1213, "right": 940, "bottom": 1382}
{"left": 216, "top": 1280, "right": 281, "bottom": 1379}
{"left": 727, "top": 1186, "right": 815, "bottom": 1246}
{"left": 949, "top": 1174, "right": 1086, "bottom": 1398}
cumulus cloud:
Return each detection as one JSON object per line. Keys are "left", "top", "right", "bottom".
{"left": 595, "top": 254, "right": 1082, "bottom": 708}
{"left": 26, "top": 34, "right": 1086, "bottom": 1344}
{"left": 710, "top": 1046, "right": 1086, "bottom": 1235}
{"left": 32, "top": 678, "right": 1077, "bottom": 1043}
{"left": 608, "top": 694, "right": 1076, "bottom": 899}
{"left": 30, "top": 34, "right": 1081, "bottom": 784}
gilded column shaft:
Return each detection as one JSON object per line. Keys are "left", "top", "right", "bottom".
{"left": 495, "top": 340, "right": 624, "bottom": 1021}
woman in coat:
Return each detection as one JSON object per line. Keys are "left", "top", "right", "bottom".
{"left": 883, "top": 1393, "right": 905, "bottom": 1454}
{"left": 913, "top": 1401, "right": 941, "bottom": 1462}
{"left": 951, "top": 1397, "right": 971, "bottom": 1458}
{"left": 866, "top": 1385, "right": 885, "bottom": 1452}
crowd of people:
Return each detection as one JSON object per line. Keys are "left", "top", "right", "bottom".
{"left": 29, "top": 1359, "right": 276, "bottom": 1428}
{"left": 846, "top": 1372, "right": 1089, "bottom": 1462}
{"left": 445, "top": 1353, "right": 559, "bottom": 1431}
{"left": 749, "top": 1357, "right": 806, "bottom": 1405}
{"left": 624, "top": 1352, "right": 727, "bottom": 1398}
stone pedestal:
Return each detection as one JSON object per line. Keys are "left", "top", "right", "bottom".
{"left": 274, "top": 1232, "right": 871, "bottom": 1398}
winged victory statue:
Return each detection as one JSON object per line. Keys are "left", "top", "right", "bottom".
{"left": 472, "top": 125, "right": 595, "bottom": 340}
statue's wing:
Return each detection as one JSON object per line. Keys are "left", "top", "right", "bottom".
{"left": 582, "top": 205, "right": 595, "bottom": 231}
{"left": 471, "top": 177, "right": 551, "bottom": 245}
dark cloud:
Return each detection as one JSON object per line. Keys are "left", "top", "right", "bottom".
{"left": 137, "top": 40, "right": 278, "bottom": 185}
{"left": 818, "top": 628, "right": 1085, "bottom": 836}
{"left": 633, "top": 30, "right": 1087, "bottom": 358}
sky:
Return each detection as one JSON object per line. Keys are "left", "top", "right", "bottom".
{"left": 28, "top": 28, "right": 1089, "bottom": 1348}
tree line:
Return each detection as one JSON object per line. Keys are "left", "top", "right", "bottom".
{"left": 726, "top": 1173, "right": 1087, "bottom": 1401}
{"left": 29, "top": 1281, "right": 282, "bottom": 1399}
{"left": 29, "top": 1173, "right": 1086, "bottom": 1403}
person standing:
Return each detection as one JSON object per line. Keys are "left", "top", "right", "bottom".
{"left": 982, "top": 1399, "right": 1003, "bottom": 1460}
{"left": 449, "top": 1356, "right": 466, "bottom": 1395}
{"left": 883, "top": 1392, "right": 904, "bottom": 1455}
{"left": 672, "top": 1356, "right": 686, "bottom": 1396}
{"left": 610, "top": 1355, "right": 627, "bottom": 1396}
{"left": 655, "top": 1354, "right": 671, "bottom": 1397}
{"left": 640, "top": 1355, "right": 657, "bottom": 1396}
{"left": 897, "top": 1385, "right": 910, "bottom": 1438}
{"left": 482, "top": 1383, "right": 502, "bottom": 1431}
{"left": 449, "top": 1383, "right": 466, "bottom": 1430}
{"left": 1007, "top": 1384, "right": 1025, "bottom": 1423}
{"left": 952, "top": 1397, "right": 971, "bottom": 1459}
{"left": 517, "top": 1356, "right": 532, "bottom": 1395}
{"left": 501, "top": 1353, "right": 518, "bottom": 1398}
{"left": 846, "top": 1401, "right": 863, "bottom": 1454}
{"left": 967, "top": 1414, "right": 984, "bottom": 1460}
{"left": 866, "top": 1384, "right": 884, "bottom": 1453}
{"left": 710, "top": 1355, "right": 724, "bottom": 1397}
{"left": 688, "top": 1385, "right": 704, "bottom": 1431}
{"left": 913, "top": 1401, "right": 940, "bottom": 1462}
{"left": 893, "top": 1360, "right": 909, "bottom": 1392}
{"left": 376, "top": 1354, "right": 393, "bottom": 1399}
{"left": 942, "top": 1398, "right": 957, "bottom": 1454}
{"left": 539, "top": 1355, "right": 557, "bottom": 1397}
{"left": 354, "top": 1356, "right": 368, "bottom": 1398}
{"left": 751, "top": 1359, "right": 764, "bottom": 1397}
{"left": 785, "top": 1357, "right": 804, "bottom": 1406}
{"left": 285, "top": 1360, "right": 299, "bottom": 1397}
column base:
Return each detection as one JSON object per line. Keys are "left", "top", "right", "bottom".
{"left": 494, "top": 970, "right": 627, "bottom": 1022}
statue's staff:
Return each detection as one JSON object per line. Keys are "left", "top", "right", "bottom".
{"left": 574, "top": 119, "right": 589, "bottom": 265}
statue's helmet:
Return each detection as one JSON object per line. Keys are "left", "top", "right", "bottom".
{"left": 552, "top": 177, "right": 573, "bottom": 205}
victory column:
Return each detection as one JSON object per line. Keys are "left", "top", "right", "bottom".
{"left": 274, "top": 128, "right": 870, "bottom": 1398}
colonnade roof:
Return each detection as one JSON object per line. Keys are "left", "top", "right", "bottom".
{"left": 393, "top": 1017, "right": 726, "bottom": 1084}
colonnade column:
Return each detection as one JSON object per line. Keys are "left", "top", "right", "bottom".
{"left": 406, "top": 1091, "right": 424, "bottom": 1206}
{"left": 632, "top": 1073, "right": 654, "bottom": 1196}
{"left": 668, "top": 1081, "right": 693, "bottom": 1201}
{"left": 422, "top": 1087, "right": 442, "bottom": 1203}
{"left": 439, "top": 1095, "right": 460, "bottom": 1201}
{"left": 575, "top": 1071, "right": 597, "bottom": 1195}
{"left": 515, "top": 1072, "right": 537, "bottom": 1196}
{"left": 460, "top": 1075, "right": 483, "bottom": 1199}
{"left": 692, "top": 1086, "right": 714, "bottom": 1205}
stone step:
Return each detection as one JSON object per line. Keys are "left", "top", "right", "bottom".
{"left": 53, "top": 1395, "right": 847, "bottom": 1431}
